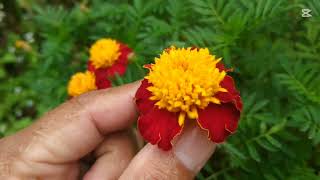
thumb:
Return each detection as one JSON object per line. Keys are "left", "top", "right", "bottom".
{"left": 119, "top": 122, "right": 216, "bottom": 179}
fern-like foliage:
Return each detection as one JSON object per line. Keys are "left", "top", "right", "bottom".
{"left": 1, "top": 0, "right": 320, "bottom": 179}
{"left": 277, "top": 61, "right": 320, "bottom": 104}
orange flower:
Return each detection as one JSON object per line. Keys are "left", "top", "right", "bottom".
{"left": 67, "top": 71, "right": 97, "bottom": 97}
{"left": 135, "top": 47, "right": 242, "bottom": 150}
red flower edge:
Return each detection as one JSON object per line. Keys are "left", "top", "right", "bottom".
{"left": 135, "top": 64, "right": 242, "bottom": 151}
{"left": 138, "top": 107, "right": 182, "bottom": 150}
{"left": 87, "top": 42, "right": 133, "bottom": 89}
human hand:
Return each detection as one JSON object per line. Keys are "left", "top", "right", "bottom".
{"left": 0, "top": 81, "right": 216, "bottom": 180}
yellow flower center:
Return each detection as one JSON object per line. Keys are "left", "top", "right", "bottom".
{"left": 146, "top": 47, "right": 227, "bottom": 126}
{"left": 89, "top": 38, "right": 121, "bottom": 68}
{"left": 68, "top": 71, "right": 97, "bottom": 97}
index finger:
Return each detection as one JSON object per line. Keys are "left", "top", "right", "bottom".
{"left": 20, "top": 81, "right": 140, "bottom": 163}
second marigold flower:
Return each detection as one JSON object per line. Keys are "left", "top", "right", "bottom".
{"left": 135, "top": 47, "right": 243, "bottom": 151}
{"left": 87, "top": 38, "right": 134, "bottom": 89}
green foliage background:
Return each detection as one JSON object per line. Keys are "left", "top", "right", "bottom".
{"left": 1, "top": 0, "right": 320, "bottom": 179}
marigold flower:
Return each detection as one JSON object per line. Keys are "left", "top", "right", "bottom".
{"left": 67, "top": 71, "right": 97, "bottom": 97}
{"left": 87, "top": 38, "right": 133, "bottom": 89}
{"left": 135, "top": 47, "right": 243, "bottom": 150}
{"left": 15, "top": 40, "right": 32, "bottom": 52}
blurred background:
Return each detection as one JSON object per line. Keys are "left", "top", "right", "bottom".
{"left": 0, "top": 0, "right": 319, "bottom": 179}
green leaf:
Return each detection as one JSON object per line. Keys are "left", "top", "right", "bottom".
{"left": 246, "top": 143, "right": 261, "bottom": 162}
{"left": 256, "top": 138, "right": 278, "bottom": 152}
{"left": 224, "top": 143, "right": 247, "bottom": 160}
{"left": 265, "top": 135, "right": 282, "bottom": 149}
{"left": 268, "top": 120, "right": 286, "bottom": 134}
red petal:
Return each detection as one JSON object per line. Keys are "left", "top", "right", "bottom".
{"left": 87, "top": 61, "right": 111, "bottom": 89}
{"left": 234, "top": 96, "right": 243, "bottom": 112}
{"left": 136, "top": 79, "right": 152, "bottom": 100}
{"left": 143, "top": 64, "right": 152, "bottom": 69}
{"left": 95, "top": 76, "right": 111, "bottom": 89}
{"left": 88, "top": 56, "right": 128, "bottom": 81}
{"left": 216, "top": 62, "right": 233, "bottom": 72}
{"left": 86, "top": 42, "right": 132, "bottom": 85}
{"left": 87, "top": 61, "right": 95, "bottom": 72}
{"left": 166, "top": 46, "right": 198, "bottom": 53}
{"left": 106, "top": 63, "right": 127, "bottom": 77}
{"left": 96, "top": 79, "right": 111, "bottom": 89}
{"left": 191, "top": 46, "right": 199, "bottom": 51}
{"left": 216, "top": 62, "right": 226, "bottom": 72}
{"left": 92, "top": 63, "right": 127, "bottom": 79}
{"left": 118, "top": 42, "right": 132, "bottom": 64}
{"left": 216, "top": 75, "right": 243, "bottom": 111}
{"left": 135, "top": 79, "right": 155, "bottom": 114}
{"left": 93, "top": 69, "right": 110, "bottom": 89}
{"left": 138, "top": 107, "right": 182, "bottom": 151}
{"left": 198, "top": 103, "right": 240, "bottom": 143}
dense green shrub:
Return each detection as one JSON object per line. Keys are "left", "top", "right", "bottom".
{"left": 0, "top": 0, "right": 319, "bottom": 179}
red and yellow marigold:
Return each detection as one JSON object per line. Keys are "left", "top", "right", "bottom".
{"left": 135, "top": 47, "right": 243, "bottom": 150}
{"left": 87, "top": 38, "right": 134, "bottom": 89}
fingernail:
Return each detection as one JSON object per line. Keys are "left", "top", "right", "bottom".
{"left": 173, "top": 122, "right": 216, "bottom": 173}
